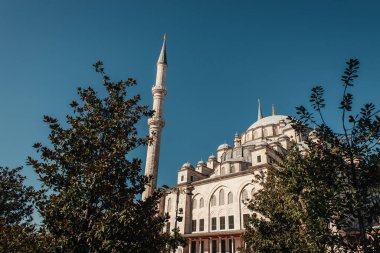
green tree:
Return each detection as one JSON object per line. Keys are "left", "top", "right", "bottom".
{"left": 243, "top": 59, "right": 380, "bottom": 253}
{"left": 0, "top": 166, "right": 39, "bottom": 252}
{"left": 27, "top": 62, "right": 169, "bottom": 252}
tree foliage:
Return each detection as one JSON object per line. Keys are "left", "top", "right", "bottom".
{"left": 27, "top": 62, "right": 169, "bottom": 252}
{"left": 243, "top": 59, "right": 380, "bottom": 253}
{"left": 0, "top": 166, "right": 39, "bottom": 252}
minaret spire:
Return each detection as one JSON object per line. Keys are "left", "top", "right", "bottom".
{"left": 272, "top": 104, "right": 276, "bottom": 116}
{"left": 142, "top": 35, "right": 168, "bottom": 200}
{"left": 157, "top": 33, "right": 167, "bottom": 65}
{"left": 258, "top": 98, "right": 263, "bottom": 120}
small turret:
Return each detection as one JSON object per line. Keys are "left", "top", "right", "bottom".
{"left": 207, "top": 154, "right": 218, "bottom": 169}
{"left": 234, "top": 132, "right": 241, "bottom": 148}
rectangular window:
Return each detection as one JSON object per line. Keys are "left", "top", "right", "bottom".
{"left": 228, "top": 215, "right": 234, "bottom": 229}
{"left": 190, "top": 175, "right": 194, "bottom": 182}
{"left": 211, "top": 217, "right": 217, "bottom": 230}
{"left": 181, "top": 175, "right": 184, "bottom": 181}
{"left": 192, "top": 220, "right": 197, "bottom": 232}
{"left": 166, "top": 222, "right": 170, "bottom": 233}
{"left": 200, "top": 241, "right": 204, "bottom": 253}
{"left": 220, "top": 216, "right": 225, "bottom": 230}
{"left": 199, "top": 219, "right": 204, "bottom": 231}
{"left": 243, "top": 214, "right": 250, "bottom": 228}
{"left": 257, "top": 155, "right": 261, "bottom": 163}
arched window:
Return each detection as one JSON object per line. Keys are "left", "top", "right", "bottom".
{"left": 211, "top": 195, "right": 216, "bottom": 207}
{"left": 242, "top": 189, "right": 248, "bottom": 201}
{"left": 228, "top": 192, "right": 233, "bottom": 204}
{"left": 199, "top": 198, "right": 204, "bottom": 208}
{"left": 219, "top": 189, "right": 225, "bottom": 205}
{"left": 252, "top": 131, "right": 256, "bottom": 140}
{"left": 220, "top": 167, "right": 225, "bottom": 175}
{"left": 192, "top": 199, "right": 197, "bottom": 209}
{"left": 167, "top": 198, "right": 172, "bottom": 212}
{"left": 229, "top": 166, "right": 235, "bottom": 174}
{"left": 263, "top": 129, "right": 268, "bottom": 137}
{"left": 221, "top": 152, "right": 226, "bottom": 162}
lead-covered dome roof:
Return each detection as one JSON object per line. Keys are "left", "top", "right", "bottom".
{"left": 247, "top": 115, "right": 288, "bottom": 131}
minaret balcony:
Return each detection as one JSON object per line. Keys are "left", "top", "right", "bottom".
{"left": 152, "top": 86, "right": 167, "bottom": 96}
{"left": 148, "top": 117, "right": 165, "bottom": 128}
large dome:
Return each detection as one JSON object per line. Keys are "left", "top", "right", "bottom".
{"left": 247, "top": 115, "right": 288, "bottom": 131}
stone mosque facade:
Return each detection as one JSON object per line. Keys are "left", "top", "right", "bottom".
{"left": 142, "top": 36, "right": 303, "bottom": 253}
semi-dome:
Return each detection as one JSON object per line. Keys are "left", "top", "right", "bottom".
{"left": 247, "top": 115, "right": 288, "bottom": 131}
{"left": 217, "top": 143, "right": 231, "bottom": 151}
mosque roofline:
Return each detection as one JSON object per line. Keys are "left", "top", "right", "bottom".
{"left": 175, "top": 164, "right": 267, "bottom": 188}
{"left": 246, "top": 115, "right": 289, "bottom": 131}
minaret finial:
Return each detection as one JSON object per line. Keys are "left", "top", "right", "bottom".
{"left": 157, "top": 34, "right": 167, "bottom": 65}
{"left": 258, "top": 98, "right": 263, "bottom": 120}
{"left": 272, "top": 104, "right": 276, "bottom": 116}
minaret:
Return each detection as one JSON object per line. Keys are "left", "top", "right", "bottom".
{"left": 142, "top": 35, "right": 168, "bottom": 200}
{"left": 258, "top": 98, "right": 263, "bottom": 120}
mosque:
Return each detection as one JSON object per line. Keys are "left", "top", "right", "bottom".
{"left": 142, "top": 36, "right": 303, "bottom": 253}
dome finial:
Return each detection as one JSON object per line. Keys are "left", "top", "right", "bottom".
{"left": 272, "top": 104, "right": 276, "bottom": 116}
{"left": 258, "top": 98, "right": 263, "bottom": 120}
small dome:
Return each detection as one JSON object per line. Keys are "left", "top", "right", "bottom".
{"left": 217, "top": 143, "right": 231, "bottom": 150}
{"left": 208, "top": 154, "right": 216, "bottom": 160}
{"left": 197, "top": 160, "right": 205, "bottom": 165}
{"left": 182, "top": 162, "right": 192, "bottom": 168}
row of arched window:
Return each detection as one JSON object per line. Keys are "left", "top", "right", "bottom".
{"left": 192, "top": 197, "right": 204, "bottom": 209}
{"left": 193, "top": 189, "right": 234, "bottom": 209}
{"left": 168, "top": 187, "right": 254, "bottom": 212}
{"left": 243, "top": 127, "right": 280, "bottom": 142}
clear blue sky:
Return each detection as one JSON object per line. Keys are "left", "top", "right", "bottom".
{"left": 1, "top": 0, "right": 380, "bottom": 190}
